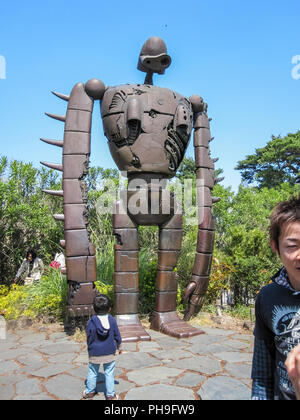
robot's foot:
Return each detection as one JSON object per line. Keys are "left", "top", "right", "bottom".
{"left": 150, "top": 311, "right": 204, "bottom": 339}
{"left": 115, "top": 314, "right": 151, "bottom": 343}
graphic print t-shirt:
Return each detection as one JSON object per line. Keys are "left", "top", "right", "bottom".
{"left": 254, "top": 282, "right": 300, "bottom": 400}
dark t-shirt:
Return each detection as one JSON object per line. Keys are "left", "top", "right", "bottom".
{"left": 254, "top": 282, "right": 300, "bottom": 400}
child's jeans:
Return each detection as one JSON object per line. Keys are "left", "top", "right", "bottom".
{"left": 85, "top": 361, "right": 115, "bottom": 396}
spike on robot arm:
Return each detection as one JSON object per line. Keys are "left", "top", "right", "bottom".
{"left": 181, "top": 94, "right": 222, "bottom": 321}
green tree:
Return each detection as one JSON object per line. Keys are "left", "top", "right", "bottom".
{"left": 176, "top": 157, "right": 197, "bottom": 182}
{"left": 0, "top": 156, "right": 63, "bottom": 284}
{"left": 176, "top": 157, "right": 224, "bottom": 183}
{"left": 235, "top": 131, "right": 300, "bottom": 188}
{"left": 212, "top": 182, "right": 300, "bottom": 304}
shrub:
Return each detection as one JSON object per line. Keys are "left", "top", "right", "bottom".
{"left": 0, "top": 267, "right": 67, "bottom": 320}
{"left": 206, "top": 255, "right": 233, "bottom": 304}
{"left": 138, "top": 252, "right": 157, "bottom": 315}
{"left": 94, "top": 280, "right": 114, "bottom": 303}
{"left": 0, "top": 284, "right": 29, "bottom": 319}
{"left": 26, "top": 267, "right": 68, "bottom": 319}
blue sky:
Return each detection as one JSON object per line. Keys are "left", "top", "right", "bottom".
{"left": 0, "top": 0, "right": 299, "bottom": 191}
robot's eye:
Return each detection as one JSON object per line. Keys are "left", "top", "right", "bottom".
{"left": 161, "top": 57, "right": 170, "bottom": 66}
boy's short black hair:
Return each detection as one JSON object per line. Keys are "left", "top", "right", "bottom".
{"left": 270, "top": 194, "right": 300, "bottom": 251}
{"left": 93, "top": 294, "right": 112, "bottom": 315}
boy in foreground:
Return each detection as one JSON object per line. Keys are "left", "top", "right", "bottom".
{"left": 83, "top": 294, "right": 122, "bottom": 400}
{"left": 251, "top": 195, "right": 300, "bottom": 400}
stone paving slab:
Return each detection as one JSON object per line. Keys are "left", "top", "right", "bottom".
{"left": 175, "top": 372, "right": 206, "bottom": 388}
{"left": 225, "top": 362, "right": 252, "bottom": 379}
{"left": 127, "top": 366, "right": 184, "bottom": 386}
{"left": 31, "top": 363, "right": 74, "bottom": 379}
{"left": 15, "top": 378, "right": 43, "bottom": 396}
{"left": 116, "top": 352, "right": 161, "bottom": 370}
{"left": 0, "top": 323, "right": 254, "bottom": 400}
{"left": 150, "top": 348, "right": 193, "bottom": 361}
{"left": 167, "top": 355, "right": 223, "bottom": 375}
{"left": 198, "top": 375, "right": 251, "bottom": 400}
{"left": 125, "top": 384, "right": 195, "bottom": 400}
{"left": 44, "top": 373, "right": 84, "bottom": 400}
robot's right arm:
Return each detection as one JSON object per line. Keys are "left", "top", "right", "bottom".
{"left": 41, "top": 79, "right": 105, "bottom": 317}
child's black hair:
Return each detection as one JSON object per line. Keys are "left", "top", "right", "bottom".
{"left": 93, "top": 294, "right": 112, "bottom": 315}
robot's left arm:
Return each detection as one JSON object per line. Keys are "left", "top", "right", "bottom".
{"left": 182, "top": 95, "right": 222, "bottom": 321}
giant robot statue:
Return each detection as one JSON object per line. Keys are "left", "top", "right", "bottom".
{"left": 41, "top": 37, "right": 220, "bottom": 342}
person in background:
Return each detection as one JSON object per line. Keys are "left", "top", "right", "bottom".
{"left": 14, "top": 250, "right": 44, "bottom": 285}
{"left": 54, "top": 252, "right": 65, "bottom": 269}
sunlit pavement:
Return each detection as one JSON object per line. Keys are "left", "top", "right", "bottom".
{"left": 0, "top": 324, "right": 253, "bottom": 400}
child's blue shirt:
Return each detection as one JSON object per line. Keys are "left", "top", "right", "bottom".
{"left": 86, "top": 314, "right": 122, "bottom": 357}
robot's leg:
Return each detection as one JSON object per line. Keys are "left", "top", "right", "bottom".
{"left": 150, "top": 214, "right": 203, "bottom": 338}
{"left": 113, "top": 200, "right": 151, "bottom": 342}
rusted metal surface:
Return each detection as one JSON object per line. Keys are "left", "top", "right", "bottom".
{"left": 41, "top": 37, "right": 220, "bottom": 341}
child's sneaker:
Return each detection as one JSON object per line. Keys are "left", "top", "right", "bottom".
{"left": 82, "top": 390, "right": 96, "bottom": 399}
{"left": 106, "top": 393, "right": 119, "bottom": 400}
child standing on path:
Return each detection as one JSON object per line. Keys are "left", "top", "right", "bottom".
{"left": 83, "top": 294, "right": 122, "bottom": 400}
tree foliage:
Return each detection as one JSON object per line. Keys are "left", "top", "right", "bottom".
{"left": 212, "top": 182, "right": 300, "bottom": 304}
{"left": 0, "top": 156, "right": 63, "bottom": 284}
{"left": 235, "top": 131, "right": 300, "bottom": 188}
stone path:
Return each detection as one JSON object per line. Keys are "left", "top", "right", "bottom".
{"left": 0, "top": 324, "right": 254, "bottom": 400}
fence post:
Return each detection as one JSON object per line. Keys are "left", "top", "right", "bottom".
{"left": 0, "top": 315, "right": 6, "bottom": 339}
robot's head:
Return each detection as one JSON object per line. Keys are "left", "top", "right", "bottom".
{"left": 137, "top": 37, "right": 171, "bottom": 75}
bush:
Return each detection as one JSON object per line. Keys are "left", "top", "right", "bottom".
{"left": 26, "top": 267, "right": 68, "bottom": 319}
{"left": 0, "top": 267, "right": 67, "bottom": 320}
{"left": 206, "top": 255, "right": 233, "bottom": 304}
{"left": 0, "top": 284, "right": 29, "bottom": 319}
{"left": 138, "top": 251, "right": 157, "bottom": 315}
{"left": 94, "top": 280, "right": 114, "bottom": 303}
